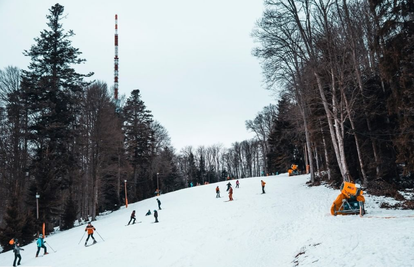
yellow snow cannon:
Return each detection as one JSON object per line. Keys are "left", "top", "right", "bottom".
{"left": 331, "top": 181, "right": 366, "bottom": 216}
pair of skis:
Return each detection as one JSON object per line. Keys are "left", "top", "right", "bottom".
{"left": 125, "top": 221, "right": 142, "bottom": 226}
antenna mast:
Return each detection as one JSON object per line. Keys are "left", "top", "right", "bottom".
{"left": 114, "top": 14, "right": 119, "bottom": 104}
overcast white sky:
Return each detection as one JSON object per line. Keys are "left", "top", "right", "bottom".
{"left": 0, "top": 0, "right": 274, "bottom": 151}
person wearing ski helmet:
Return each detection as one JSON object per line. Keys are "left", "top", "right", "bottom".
{"left": 13, "top": 242, "right": 24, "bottom": 266}
{"left": 84, "top": 222, "right": 97, "bottom": 246}
{"left": 36, "top": 234, "right": 48, "bottom": 257}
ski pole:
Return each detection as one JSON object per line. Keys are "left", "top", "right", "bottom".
{"left": 95, "top": 230, "right": 105, "bottom": 241}
{"left": 78, "top": 231, "right": 86, "bottom": 245}
{"left": 45, "top": 241, "right": 56, "bottom": 252}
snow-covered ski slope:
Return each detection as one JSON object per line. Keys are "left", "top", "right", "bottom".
{"left": 1, "top": 173, "right": 414, "bottom": 267}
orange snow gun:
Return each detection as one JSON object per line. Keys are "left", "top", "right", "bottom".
{"left": 331, "top": 181, "right": 365, "bottom": 216}
{"left": 340, "top": 181, "right": 360, "bottom": 198}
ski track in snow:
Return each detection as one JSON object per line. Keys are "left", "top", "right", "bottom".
{"left": 1, "top": 173, "right": 414, "bottom": 267}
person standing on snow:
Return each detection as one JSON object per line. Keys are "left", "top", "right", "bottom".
{"left": 261, "top": 180, "right": 266, "bottom": 194}
{"left": 35, "top": 234, "right": 48, "bottom": 257}
{"left": 228, "top": 184, "right": 234, "bottom": 201}
{"left": 226, "top": 182, "right": 232, "bottom": 191}
{"left": 157, "top": 198, "right": 162, "bottom": 210}
{"left": 84, "top": 222, "right": 97, "bottom": 246}
{"left": 13, "top": 242, "right": 24, "bottom": 266}
{"left": 128, "top": 210, "right": 136, "bottom": 225}
{"left": 216, "top": 186, "right": 221, "bottom": 198}
{"left": 154, "top": 210, "right": 159, "bottom": 223}
{"left": 236, "top": 180, "right": 240, "bottom": 188}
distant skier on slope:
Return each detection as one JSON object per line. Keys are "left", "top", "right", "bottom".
{"left": 226, "top": 182, "right": 232, "bottom": 191}
{"left": 236, "top": 180, "right": 240, "bottom": 188}
{"left": 154, "top": 210, "right": 159, "bottom": 223}
{"left": 128, "top": 210, "right": 136, "bottom": 225}
{"left": 216, "top": 186, "right": 221, "bottom": 198}
{"left": 84, "top": 222, "right": 97, "bottom": 246}
{"left": 228, "top": 184, "right": 233, "bottom": 201}
{"left": 35, "top": 234, "right": 48, "bottom": 257}
{"left": 145, "top": 209, "right": 152, "bottom": 216}
{"left": 261, "top": 180, "right": 266, "bottom": 194}
{"left": 157, "top": 198, "right": 162, "bottom": 210}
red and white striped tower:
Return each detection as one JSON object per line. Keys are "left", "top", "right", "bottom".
{"left": 114, "top": 14, "right": 119, "bottom": 103}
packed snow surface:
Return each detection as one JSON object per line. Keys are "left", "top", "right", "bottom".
{"left": 1, "top": 173, "right": 414, "bottom": 267}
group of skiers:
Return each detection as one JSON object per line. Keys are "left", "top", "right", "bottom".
{"left": 8, "top": 197, "right": 163, "bottom": 266}
{"left": 9, "top": 179, "right": 269, "bottom": 265}
{"left": 8, "top": 233, "right": 49, "bottom": 266}
{"left": 128, "top": 198, "right": 162, "bottom": 225}
{"left": 216, "top": 179, "right": 267, "bottom": 201}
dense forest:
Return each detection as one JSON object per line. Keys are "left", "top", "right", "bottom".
{"left": 0, "top": 0, "right": 413, "bottom": 251}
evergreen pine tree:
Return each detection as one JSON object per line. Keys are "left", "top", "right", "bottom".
{"left": 61, "top": 196, "right": 77, "bottom": 230}
{"left": 20, "top": 3, "right": 92, "bottom": 232}
{"left": 0, "top": 198, "right": 23, "bottom": 252}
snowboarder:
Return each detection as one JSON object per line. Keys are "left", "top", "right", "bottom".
{"left": 35, "top": 234, "right": 48, "bottom": 257}
{"left": 228, "top": 184, "right": 233, "bottom": 201}
{"left": 236, "top": 180, "right": 240, "bottom": 188}
{"left": 157, "top": 198, "right": 162, "bottom": 210}
{"left": 154, "top": 210, "right": 159, "bottom": 223}
{"left": 216, "top": 186, "right": 220, "bottom": 198}
{"left": 128, "top": 210, "right": 136, "bottom": 225}
{"left": 13, "top": 242, "right": 24, "bottom": 266}
{"left": 145, "top": 209, "right": 152, "bottom": 216}
{"left": 261, "top": 180, "right": 266, "bottom": 194}
{"left": 84, "top": 222, "right": 97, "bottom": 246}
{"left": 226, "top": 182, "right": 232, "bottom": 191}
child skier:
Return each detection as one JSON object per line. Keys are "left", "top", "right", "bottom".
{"left": 228, "top": 184, "right": 233, "bottom": 201}
{"left": 13, "top": 242, "right": 24, "bottom": 266}
{"left": 128, "top": 210, "right": 136, "bottom": 225}
{"left": 85, "top": 222, "right": 97, "bottom": 246}
{"left": 216, "top": 186, "right": 220, "bottom": 198}
{"left": 157, "top": 198, "right": 162, "bottom": 210}
{"left": 154, "top": 210, "right": 159, "bottom": 223}
{"left": 236, "top": 180, "right": 240, "bottom": 188}
{"left": 261, "top": 180, "right": 266, "bottom": 194}
{"left": 36, "top": 234, "right": 48, "bottom": 257}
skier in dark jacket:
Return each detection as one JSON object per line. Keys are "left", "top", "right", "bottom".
{"left": 128, "top": 210, "right": 136, "bottom": 225}
{"left": 226, "top": 182, "right": 232, "bottom": 191}
{"left": 157, "top": 198, "right": 162, "bottom": 210}
{"left": 154, "top": 210, "right": 159, "bottom": 223}
{"left": 36, "top": 234, "right": 48, "bottom": 257}
{"left": 85, "top": 222, "right": 97, "bottom": 246}
{"left": 13, "top": 242, "right": 24, "bottom": 266}
{"left": 145, "top": 209, "right": 152, "bottom": 216}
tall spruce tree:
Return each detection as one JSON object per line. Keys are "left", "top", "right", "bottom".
{"left": 123, "top": 90, "right": 154, "bottom": 201}
{"left": 20, "top": 3, "right": 92, "bottom": 232}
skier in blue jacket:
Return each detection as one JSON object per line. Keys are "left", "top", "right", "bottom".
{"left": 36, "top": 234, "right": 48, "bottom": 257}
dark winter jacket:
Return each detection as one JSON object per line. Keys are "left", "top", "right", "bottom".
{"left": 13, "top": 244, "right": 24, "bottom": 255}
